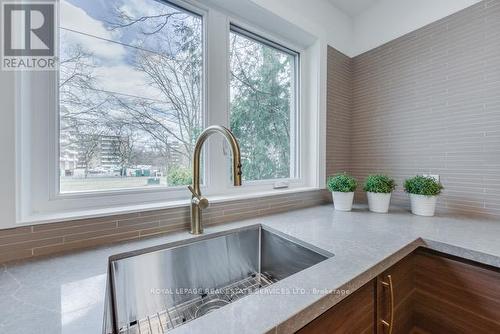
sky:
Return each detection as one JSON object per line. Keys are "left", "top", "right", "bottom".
{"left": 60, "top": 0, "right": 201, "bottom": 102}
{"left": 58, "top": 0, "right": 206, "bottom": 161}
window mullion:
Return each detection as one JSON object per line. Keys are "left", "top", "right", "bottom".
{"left": 205, "top": 9, "right": 230, "bottom": 196}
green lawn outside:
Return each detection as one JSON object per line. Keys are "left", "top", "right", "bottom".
{"left": 60, "top": 176, "right": 171, "bottom": 193}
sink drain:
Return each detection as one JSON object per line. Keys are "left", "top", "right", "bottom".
{"left": 194, "top": 298, "right": 231, "bottom": 317}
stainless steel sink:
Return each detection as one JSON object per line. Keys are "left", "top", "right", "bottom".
{"left": 103, "top": 225, "right": 333, "bottom": 334}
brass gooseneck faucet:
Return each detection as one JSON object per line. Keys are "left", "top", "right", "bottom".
{"left": 188, "top": 125, "right": 242, "bottom": 235}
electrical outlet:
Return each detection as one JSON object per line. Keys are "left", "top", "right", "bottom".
{"left": 423, "top": 174, "right": 440, "bottom": 182}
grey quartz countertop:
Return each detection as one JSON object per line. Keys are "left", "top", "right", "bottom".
{"left": 1, "top": 205, "right": 500, "bottom": 334}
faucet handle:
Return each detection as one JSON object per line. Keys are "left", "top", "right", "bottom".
{"left": 188, "top": 185, "right": 209, "bottom": 209}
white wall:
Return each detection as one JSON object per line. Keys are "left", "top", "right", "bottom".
{"left": 250, "top": 0, "right": 354, "bottom": 56}
{"left": 352, "top": 0, "right": 482, "bottom": 55}
{"left": 248, "top": 0, "right": 484, "bottom": 56}
{"left": 0, "top": 70, "right": 17, "bottom": 229}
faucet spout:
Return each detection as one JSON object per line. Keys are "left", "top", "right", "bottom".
{"left": 188, "top": 125, "right": 242, "bottom": 235}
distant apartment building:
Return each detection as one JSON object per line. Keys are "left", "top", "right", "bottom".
{"left": 74, "top": 135, "right": 122, "bottom": 170}
{"left": 168, "top": 141, "right": 182, "bottom": 166}
{"left": 60, "top": 129, "right": 184, "bottom": 176}
{"left": 59, "top": 129, "right": 79, "bottom": 174}
{"left": 60, "top": 133, "right": 122, "bottom": 175}
{"left": 99, "top": 135, "right": 121, "bottom": 168}
{"left": 59, "top": 116, "right": 79, "bottom": 175}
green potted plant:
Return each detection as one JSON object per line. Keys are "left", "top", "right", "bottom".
{"left": 327, "top": 173, "right": 357, "bottom": 211}
{"left": 363, "top": 174, "right": 396, "bottom": 213}
{"left": 404, "top": 175, "right": 444, "bottom": 216}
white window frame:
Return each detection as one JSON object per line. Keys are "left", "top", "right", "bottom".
{"left": 228, "top": 23, "right": 301, "bottom": 184}
{"left": 15, "top": 0, "right": 324, "bottom": 224}
{"left": 54, "top": 0, "right": 209, "bottom": 199}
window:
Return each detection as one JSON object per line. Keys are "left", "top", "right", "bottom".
{"left": 59, "top": 0, "right": 203, "bottom": 193}
{"left": 229, "top": 26, "right": 298, "bottom": 181}
{"left": 18, "top": 0, "right": 323, "bottom": 222}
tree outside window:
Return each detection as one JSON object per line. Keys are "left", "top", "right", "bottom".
{"left": 59, "top": 0, "right": 202, "bottom": 192}
{"left": 229, "top": 28, "right": 297, "bottom": 181}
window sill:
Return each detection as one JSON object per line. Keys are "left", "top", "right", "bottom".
{"left": 18, "top": 186, "right": 321, "bottom": 226}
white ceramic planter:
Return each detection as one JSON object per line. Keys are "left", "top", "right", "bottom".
{"left": 367, "top": 192, "right": 392, "bottom": 213}
{"left": 332, "top": 192, "right": 354, "bottom": 211}
{"left": 409, "top": 194, "right": 438, "bottom": 216}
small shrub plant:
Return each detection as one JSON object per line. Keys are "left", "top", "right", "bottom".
{"left": 363, "top": 174, "right": 396, "bottom": 194}
{"left": 327, "top": 173, "right": 357, "bottom": 193}
{"left": 404, "top": 175, "right": 443, "bottom": 196}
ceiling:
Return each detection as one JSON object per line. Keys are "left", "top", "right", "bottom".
{"left": 327, "top": 0, "right": 378, "bottom": 17}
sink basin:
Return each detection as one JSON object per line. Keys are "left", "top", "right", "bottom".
{"left": 103, "top": 225, "right": 333, "bottom": 334}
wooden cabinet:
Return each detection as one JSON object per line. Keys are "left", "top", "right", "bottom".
{"left": 413, "top": 250, "right": 500, "bottom": 334}
{"left": 296, "top": 281, "right": 375, "bottom": 334}
{"left": 298, "top": 249, "right": 500, "bottom": 334}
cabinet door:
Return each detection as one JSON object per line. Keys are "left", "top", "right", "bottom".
{"left": 297, "top": 280, "right": 375, "bottom": 334}
{"left": 414, "top": 250, "right": 500, "bottom": 334}
{"left": 377, "top": 254, "right": 415, "bottom": 334}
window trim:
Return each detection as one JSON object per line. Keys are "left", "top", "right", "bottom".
{"left": 15, "top": 0, "right": 324, "bottom": 224}
{"left": 230, "top": 24, "right": 300, "bottom": 59}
